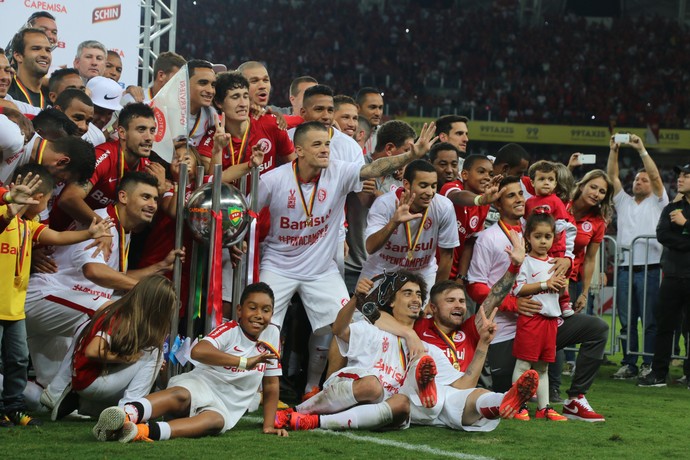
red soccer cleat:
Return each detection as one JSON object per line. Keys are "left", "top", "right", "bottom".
{"left": 415, "top": 355, "right": 438, "bottom": 408}
{"left": 499, "top": 369, "right": 538, "bottom": 419}
{"left": 274, "top": 408, "right": 294, "bottom": 429}
{"left": 290, "top": 412, "right": 320, "bottom": 431}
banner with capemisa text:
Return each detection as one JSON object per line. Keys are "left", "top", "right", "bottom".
{"left": 0, "top": 0, "right": 141, "bottom": 87}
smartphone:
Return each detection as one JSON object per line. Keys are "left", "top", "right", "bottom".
{"left": 580, "top": 154, "right": 596, "bottom": 165}
{"left": 614, "top": 133, "right": 630, "bottom": 144}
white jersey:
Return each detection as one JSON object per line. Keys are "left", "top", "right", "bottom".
{"left": 360, "top": 191, "right": 458, "bottom": 281}
{"left": 467, "top": 221, "right": 521, "bottom": 344}
{"left": 83, "top": 123, "right": 107, "bottom": 146}
{"left": 614, "top": 189, "right": 669, "bottom": 266}
{"left": 0, "top": 132, "right": 39, "bottom": 186}
{"left": 189, "top": 320, "right": 281, "bottom": 427}
{"left": 513, "top": 255, "right": 561, "bottom": 317}
{"left": 188, "top": 106, "right": 216, "bottom": 147}
{"left": 26, "top": 207, "right": 127, "bottom": 303}
{"left": 336, "top": 321, "right": 410, "bottom": 398}
{"left": 3, "top": 94, "right": 41, "bottom": 116}
{"left": 257, "top": 159, "right": 363, "bottom": 280}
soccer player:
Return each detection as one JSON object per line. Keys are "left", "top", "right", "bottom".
{"left": 434, "top": 115, "right": 469, "bottom": 155}
{"left": 255, "top": 120, "right": 435, "bottom": 359}
{"left": 120, "top": 51, "right": 186, "bottom": 105}
{"left": 7, "top": 29, "right": 52, "bottom": 109}
{"left": 47, "top": 68, "right": 86, "bottom": 104}
{"left": 333, "top": 95, "right": 359, "bottom": 138}
{"left": 356, "top": 87, "right": 384, "bottom": 154}
{"left": 429, "top": 142, "right": 461, "bottom": 190}
{"left": 186, "top": 60, "right": 218, "bottom": 146}
{"left": 73, "top": 40, "right": 107, "bottom": 82}
{"left": 361, "top": 159, "right": 458, "bottom": 289}
{"left": 466, "top": 176, "right": 608, "bottom": 422}
{"left": 53, "top": 89, "right": 94, "bottom": 137}
{"left": 91, "top": 282, "right": 287, "bottom": 442}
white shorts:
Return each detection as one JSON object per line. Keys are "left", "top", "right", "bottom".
{"left": 322, "top": 366, "right": 386, "bottom": 403}
{"left": 259, "top": 270, "right": 349, "bottom": 335}
{"left": 168, "top": 373, "right": 238, "bottom": 433}
{"left": 410, "top": 385, "right": 499, "bottom": 432}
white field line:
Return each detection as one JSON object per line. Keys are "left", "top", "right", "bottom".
{"left": 243, "top": 416, "right": 495, "bottom": 460}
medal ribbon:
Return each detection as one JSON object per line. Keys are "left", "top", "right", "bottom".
{"left": 118, "top": 147, "right": 126, "bottom": 181}
{"left": 14, "top": 75, "right": 45, "bottom": 109}
{"left": 497, "top": 219, "right": 519, "bottom": 243}
{"left": 114, "top": 207, "right": 129, "bottom": 272}
{"left": 433, "top": 322, "right": 460, "bottom": 368}
{"left": 398, "top": 337, "right": 408, "bottom": 370}
{"left": 404, "top": 208, "right": 429, "bottom": 255}
{"left": 35, "top": 139, "right": 48, "bottom": 164}
{"left": 15, "top": 219, "right": 29, "bottom": 278}
{"left": 228, "top": 120, "right": 251, "bottom": 166}
{"left": 189, "top": 112, "right": 202, "bottom": 137}
{"left": 292, "top": 161, "right": 320, "bottom": 225}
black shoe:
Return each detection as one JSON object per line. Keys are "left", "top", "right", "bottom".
{"left": 51, "top": 384, "right": 80, "bottom": 421}
{"left": 637, "top": 371, "right": 667, "bottom": 387}
{"left": 0, "top": 414, "right": 14, "bottom": 427}
{"left": 549, "top": 388, "right": 563, "bottom": 404}
{"left": 7, "top": 410, "right": 42, "bottom": 426}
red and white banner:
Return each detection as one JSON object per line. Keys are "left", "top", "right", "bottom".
{"left": 0, "top": 0, "right": 140, "bottom": 87}
{"left": 150, "top": 64, "right": 189, "bottom": 163}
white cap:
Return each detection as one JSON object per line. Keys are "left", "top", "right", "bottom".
{"left": 87, "top": 76, "right": 123, "bottom": 111}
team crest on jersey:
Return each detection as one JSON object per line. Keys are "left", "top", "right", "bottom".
{"left": 424, "top": 217, "right": 433, "bottom": 230}
{"left": 256, "top": 138, "right": 272, "bottom": 153}
{"left": 469, "top": 215, "right": 479, "bottom": 229}
{"left": 453, "top": 331, "right": 466, "bottom": 343}
{"left": 227, "top": 206, "right": 243, "bottom": 227}
{"left": 288, "top": 190, "right": 296, "bottom": 209}
{"left": 318, "top": 189, "right": 327, "bottom": 202}
{"left": 382, "top": 336, "right": 390, "bottom": 353}
{"left": 581, "top": 221, "right": 592, "bottom": 233}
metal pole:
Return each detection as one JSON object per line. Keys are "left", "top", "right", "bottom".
{"left": 205, "top": 164, "right": 223, "bottom": 334}
{"left": 185, "top": 166, "right": 205, "bottom": 341}
{"left": 231, "top": 176, "right": 248, "bottom": 311}
{"left": 142, "top": 0, "right": 153, "bottom": 88}
{"left": 167, "top": 162, "right": 187, "bottom": 379}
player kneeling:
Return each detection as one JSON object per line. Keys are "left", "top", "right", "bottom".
{"left": 92, "top": 282, "right": 286, "bottom": 442}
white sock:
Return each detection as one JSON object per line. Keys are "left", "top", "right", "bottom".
{"left": 305, "top": 333, "right": 332, "bottom": 392}
{"left": 535, "top": 363, "right": 549, "bottom": 410}
{"left": 319, "top": 402, "right": 393, "bottom": 430}
{"left": 123, "top": 398, "right": 153, "bottom": 424}
{"left": 475, "top": 392, "right": 504, "bottom": 419}
{"left": 512, "top": 359, "right": 532, "bottom": 383}
{"left": 296, "top": 380, "right": 358, "bottom": 414}
{"left": 157, "top": 421, "right": 172, "bottom": 441}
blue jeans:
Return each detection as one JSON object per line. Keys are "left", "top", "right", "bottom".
{"left": 616, "top": 267, "right": 660, "bottom": 369}
{"left": 1, "top": 319, "right": 29, "bottom": 413}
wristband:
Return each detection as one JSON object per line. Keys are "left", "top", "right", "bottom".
{"left": 473, "top": 194, "right": 482, "bottom": 206}
{"left": 508, "top": 263, "right": 521, "bottom": 274}
{"left": 540, "top": 281, "right": 548, "bottom": 291}
{"left": 238, "top": 356, "right": 247, "bottom": 370}
{"left": 639, "top": 150, "right": 649, "bottom": 157}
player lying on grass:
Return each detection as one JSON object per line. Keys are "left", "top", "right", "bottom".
{"left": 91, "top": 282, "right": 287, "bottom": 442}
{"left": 274, "top": 271, "right": 440, "bottom": 432}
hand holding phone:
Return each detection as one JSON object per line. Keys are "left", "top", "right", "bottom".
{"left": 614, "top": 133, "right": 630, "bottom": 144}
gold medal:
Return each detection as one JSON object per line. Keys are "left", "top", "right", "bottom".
{"left": 453, "top": 362, "right": 460, "bottom": 370}
{"left": 404, "top": 207, "right": 429, "bottom": 262}
{"left": 14, "top": 276, "right": 23, "bottom": 288}
{"left": 306, "top": 217, "right": 313, "bottom": 227}
{"left": 293, "top": 161, "right": 320, "bottom": 228}
{"left": 407, "top": 250, "right": 414, "bottom": 261}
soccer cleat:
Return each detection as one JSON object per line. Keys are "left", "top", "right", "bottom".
{"left": 8, "top": 410, "right": 42, "bottom": 426}
{"left": 513, "top": 405, "right": 530, "bottom": 421}
{"left": 93, "top": 406, "right": 129, "bottom": 442}
{"left": 290, "top": 412, "right": 319, "bottom": 431}
{"left": 637, "top": 371, "right": 667, "bottom": 388}
{"left": 302, "top": 386, "right": 320, "bottom": 402}
{"left": 0, "top": 414, "right": 14, "bottom": 427}
{"left": 535, "top": 405, "right": 568, "bottom": 421}
{"left": 612, "top": 364, "right": 637, "bottom": 380}
{"left": 499, "top": 369, "right": 538, "bottom": 419}
{"left": 51, "top": 384, "right": 80, "bottom": 421}
{"left": 562, "top": 394, "right": 605, "bottom": 422}
{"left": 415, "top": 355, "right": 438, "bottom": 408}
{"left": 119, "top": 422, "right": 153, "bottom": 443}
{"left": 274, "top": 408, "right": 294, "bottom": 429}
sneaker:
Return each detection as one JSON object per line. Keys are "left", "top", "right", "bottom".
{"left": 561, "top": 303, "right": 575, "bottom": 318}
{"left": 549, "top": 388, "right": 563, "bottom": 404}
{"left": 7, "top": 410, "right": 42, "bottom": 426}
{"left": 274, "top": 408, "right": 294, "bottom": 429}
{"left": 562, "top": 394, "right": 605, "bottom": 422}
{"left": 415, "top": 355, "right": 438, "bottom": 408}
{"left": 92, "top": 406, "right": 128, "bottom": 442}
{"left": 562, "top": 361, "right": 576, "bottom": 376}
{"left": 302, "top": 386, "right": 320, "bottom": 402}
{"left": 39, "top": 388, "right": 56, "bottom": 410}
{"left": 638, "top": 364, "right": 652, "bottom": 378}
{"left": 0, "top": 414, "right": 14, "bottom": 428}
{"left": 535, "top": 405, "right": 568, "bottom": 421}
{"left": 499, "top": 369, "right": 538, "bottom": 419}
{"left": 612, "top": 364, "right": 637, "bottom": 380}
{"left": 513, "top": 405, "right": 530, "bottom": 421}
{"left": 637, "top": 371, "right": 667, "bottom": 387}
{"left": 51, "top": 384, "right": 80, "bottom": 421}
{"left": 673, "top": 375, "right": 688, "bottom": 386}
{"left": 290, "top": 412, "right": 319, "bottom": 431}
{"left": 119, "top": 422, "right": 153, "bottom": 443}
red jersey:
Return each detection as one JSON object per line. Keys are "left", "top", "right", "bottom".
{"left": 71, "top": 314, "right": 110, "bottom": 391}
{"left": 440, "top": 180, "right": 489, "bottom": 278}
{"left": 197, "top": 114, "right": 294, "bottom": 175}
{"left": 49, "top": 141, "right": 150, "bottom": 230}
{"left": 414, "top": 316, "right": 480, "bottom": 372}
{"left": 524, "top": 193, "right": 573, "bottom": 257}
{"left": 283, "top": 114, "right": 303, "bottom": 129}
{"left": 567, "top": 204, "right": 607, "bottom": 282}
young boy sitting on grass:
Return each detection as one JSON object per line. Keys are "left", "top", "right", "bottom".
{"left": 0, "top": 164, "right": 113, "bottom": 427}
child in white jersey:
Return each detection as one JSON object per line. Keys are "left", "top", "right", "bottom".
{"left": 511, "top": 212, "right": 568, "bottom": 421}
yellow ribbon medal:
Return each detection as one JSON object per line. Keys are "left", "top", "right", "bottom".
{"left": 404, "top": 208, "right": 429, "bottom": 261}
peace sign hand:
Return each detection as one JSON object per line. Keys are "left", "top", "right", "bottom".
{"left": 392, "top": 190, "right": 423, "bottom": 225}
{"left": 213, "top": 114, "right": 232, "bottom": 152}
{"left": 477, "top": 306, "right": 498, "bottom": 345}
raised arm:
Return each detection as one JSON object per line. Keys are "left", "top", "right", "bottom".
{"left": 365, "top": 191, "right": 422, "bottom": 254}
{"left": 606, "top": 136, "right": 623, "bottom": 195}
{"left": 58, "top": 181, "right": 100, "bottom": 225}
{"left": 453, "top": 307, "right": 497, "bottom": 389}
{"left": 332, "top": 278, "right": 374, "bottom": 342}
{"left": 629, "top": 134, "right": 665, "bottom": 198}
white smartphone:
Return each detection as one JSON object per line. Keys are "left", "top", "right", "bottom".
{"left": 614, "top": 133, "right": 630, "bottom": 144}
{"left": 580, "top": 154, "right": 596, "bottom": 165}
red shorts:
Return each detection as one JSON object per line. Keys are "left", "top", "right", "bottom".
{"left": 513, "top": 314, "right": 558, "bottom": 363}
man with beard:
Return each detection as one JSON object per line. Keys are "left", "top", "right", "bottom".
{"left": 7, "top": 29, "right": 52, "bottom": 109}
